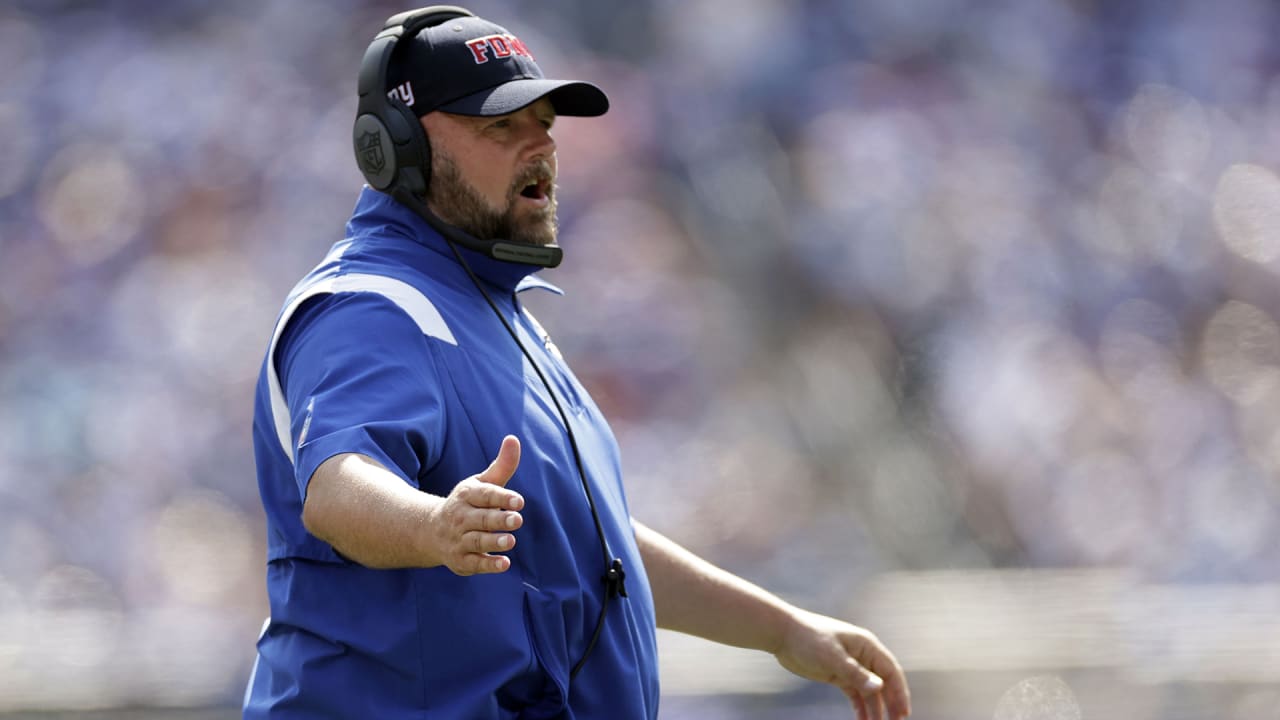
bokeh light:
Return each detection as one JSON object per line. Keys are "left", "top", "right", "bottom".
{"left": 993, "top": 675, "right": 1082, "bottom": 720}
{"left": 1212, "top": 163, "right": 1280, "bottom": 264}
{"left": 37, "top": 144, "right": 145, "bottom": 267}
{"left": 148, "top": 490, "right": 255, "bottom": 606}
{"left": 1202, "top": 300, "right": 1280, "bottom": 405}
{"left": 1124, "top": 84, "right": 1211, "bottom": 181}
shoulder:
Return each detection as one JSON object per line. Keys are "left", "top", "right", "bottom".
{"left": 274, "top": 278, "right": 458, "bottom": 375}
{"left": 299, "top": 272, "right": 458, "bottom": 346}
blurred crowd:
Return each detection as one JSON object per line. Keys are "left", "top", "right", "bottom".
{"left": 3, "top": 0, "right": 1280, "bottom": 714}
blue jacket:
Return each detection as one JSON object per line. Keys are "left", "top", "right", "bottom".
{"left": 244, "top": 187, "right": 660, "bottom": 718}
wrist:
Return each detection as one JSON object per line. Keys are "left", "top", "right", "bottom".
{"left": 764, "top": 602, "right": 808, "bottom": 656}
{"left": 414, "top": 492, "right": 448, "bottom": 568}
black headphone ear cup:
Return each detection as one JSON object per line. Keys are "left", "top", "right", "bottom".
{"left": 353, "top": 113, "right": 398, "bottom": 190}
{"left": 353, "top": 97, "right": 432, "bottom": 194}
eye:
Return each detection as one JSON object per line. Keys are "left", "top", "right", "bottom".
{"left": 488, "top": 118, "right": 511, "bottom": 130}
{"left": 540, "top": 117, "right": 555, "bottom": 130}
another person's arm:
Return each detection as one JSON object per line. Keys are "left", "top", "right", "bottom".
{"left": 635, "top": 521, "right": 910, "bottom": 720}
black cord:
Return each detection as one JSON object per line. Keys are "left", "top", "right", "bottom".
{"left": 440, "top": 235, "right": 625, "bottom": 681}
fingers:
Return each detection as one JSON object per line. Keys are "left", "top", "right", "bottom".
{"left": 477, "top": 435, "right": 521, "bottom": 488}
{"left": 849, "top": 691, "right": 869, "bottom": 720}
{"left": 456, "top": 480, "right": 524, "bottom": 514}
{"left": 435, "top": 437, "right": 526, "bottom": 577}
{"left": 865, "top": 684, "right": 885, "bottom": 720}
{"left": 463, "top": 529, "right": 516, "bottom": 555}
{"left": 446, "top": 530, "right": 518, "bottom": 575}
{"left": 843, "top": 635, "right": 911, "bottom": 718}
{"left": 454, "top": 551, "right": 511, "bottom": 576}
{"left": 443, "top": 531, "right": 516, "bottom": 576}
{"left": 479, "top": 506, "right": 523, "bottom": 532}
{"left": 844, "top": 682, "right": 886, "bottom": 720}
{"left": 437, "top": 499, "right": 522, "bottom": 576}
{"left": 838, "top": 660, "right": 886, "bottom": 720}
{"left": 886, "top": 673, "right": 911, "bottom": 719}
{"left": 863, "top": 691, "right": 886, "bottom": 720}
{"left": 450, "top": 496, "right": 523, "bottom": 531}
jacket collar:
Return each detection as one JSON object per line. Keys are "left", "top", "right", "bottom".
{"left": 346, "top": 186, "right": 560, "bottom": 295}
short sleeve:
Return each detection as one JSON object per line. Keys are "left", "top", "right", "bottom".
{"left": 274, "top": 290, "right": 448, "bottom": 499}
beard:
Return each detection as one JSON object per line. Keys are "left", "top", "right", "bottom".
{"left": 426, "top": 150, "right": 559, "bottom": 246}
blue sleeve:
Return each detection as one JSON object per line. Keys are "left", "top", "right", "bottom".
{"left": 275, "top": 291, "right": 447, "bottom": 499}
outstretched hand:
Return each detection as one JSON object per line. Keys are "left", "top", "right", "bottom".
{"left": 425, "top": 435, "right": 525, "bottom": 576}
{"left": 775, "top": 610, "right": 911, "bottom": 720}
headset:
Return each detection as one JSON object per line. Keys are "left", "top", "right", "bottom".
{"left": 352, "top": 6, "right": 563, "bottom": 268}
{"left": 353, "top": 7, "right": 626, "bottom": 682}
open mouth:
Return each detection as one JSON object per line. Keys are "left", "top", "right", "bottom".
{"left": 518, "top": 177, "right": 551, "bottom": 202}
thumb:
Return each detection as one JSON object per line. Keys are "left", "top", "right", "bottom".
{"left": 477, "top": 435, "right": 521, "bottom": 487}
{"left": 843, "top": 659, "right": 884, "bottom": 697}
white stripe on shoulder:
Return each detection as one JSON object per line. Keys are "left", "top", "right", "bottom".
{"left": 327, "top": 274, "right": 457, "bottom": 344}
{"left": 266, "top": 272, "right": 456, "bottom": 463}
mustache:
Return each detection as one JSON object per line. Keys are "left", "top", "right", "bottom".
{"left": 509, "top": 159, "right": 556, "bottom": 198}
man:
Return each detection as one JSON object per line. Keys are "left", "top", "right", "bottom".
{"left": 245, "top": 7, "right": 911, "bottom": 719}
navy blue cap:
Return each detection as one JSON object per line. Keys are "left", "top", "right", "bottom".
{"left": 386, "top": 14, "right": 609, "bottom": 118}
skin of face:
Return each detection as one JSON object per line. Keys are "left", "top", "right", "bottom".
{"left": 420, "top": 97, "right": 559, "bottom": 246}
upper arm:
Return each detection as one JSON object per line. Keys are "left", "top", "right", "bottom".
{"left": 275, "top": 290, "right": 449, "bottom": 500}
{"left": 301, "top": 451, "right": 399, "bottom": 537}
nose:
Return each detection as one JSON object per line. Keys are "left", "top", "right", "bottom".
{"left": 525, "top": 122, "right": 555, "bottom": 161}
{"left": 517, "top": 111, "right": 555, "bottom": 161}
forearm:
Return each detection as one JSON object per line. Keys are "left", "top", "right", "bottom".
{"left": 302, "top": 452, "right": 445, "bottom": 569}
{"left": 635, "top": 520, "right": 797, "bottom": 654}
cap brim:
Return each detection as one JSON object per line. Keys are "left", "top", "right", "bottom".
{"left": 436, "top": 78, "right": 609, "bottom": 118}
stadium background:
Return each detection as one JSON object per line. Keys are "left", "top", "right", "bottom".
{"left": 4, "top": 0, "right": 1280, "bottom": 717}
